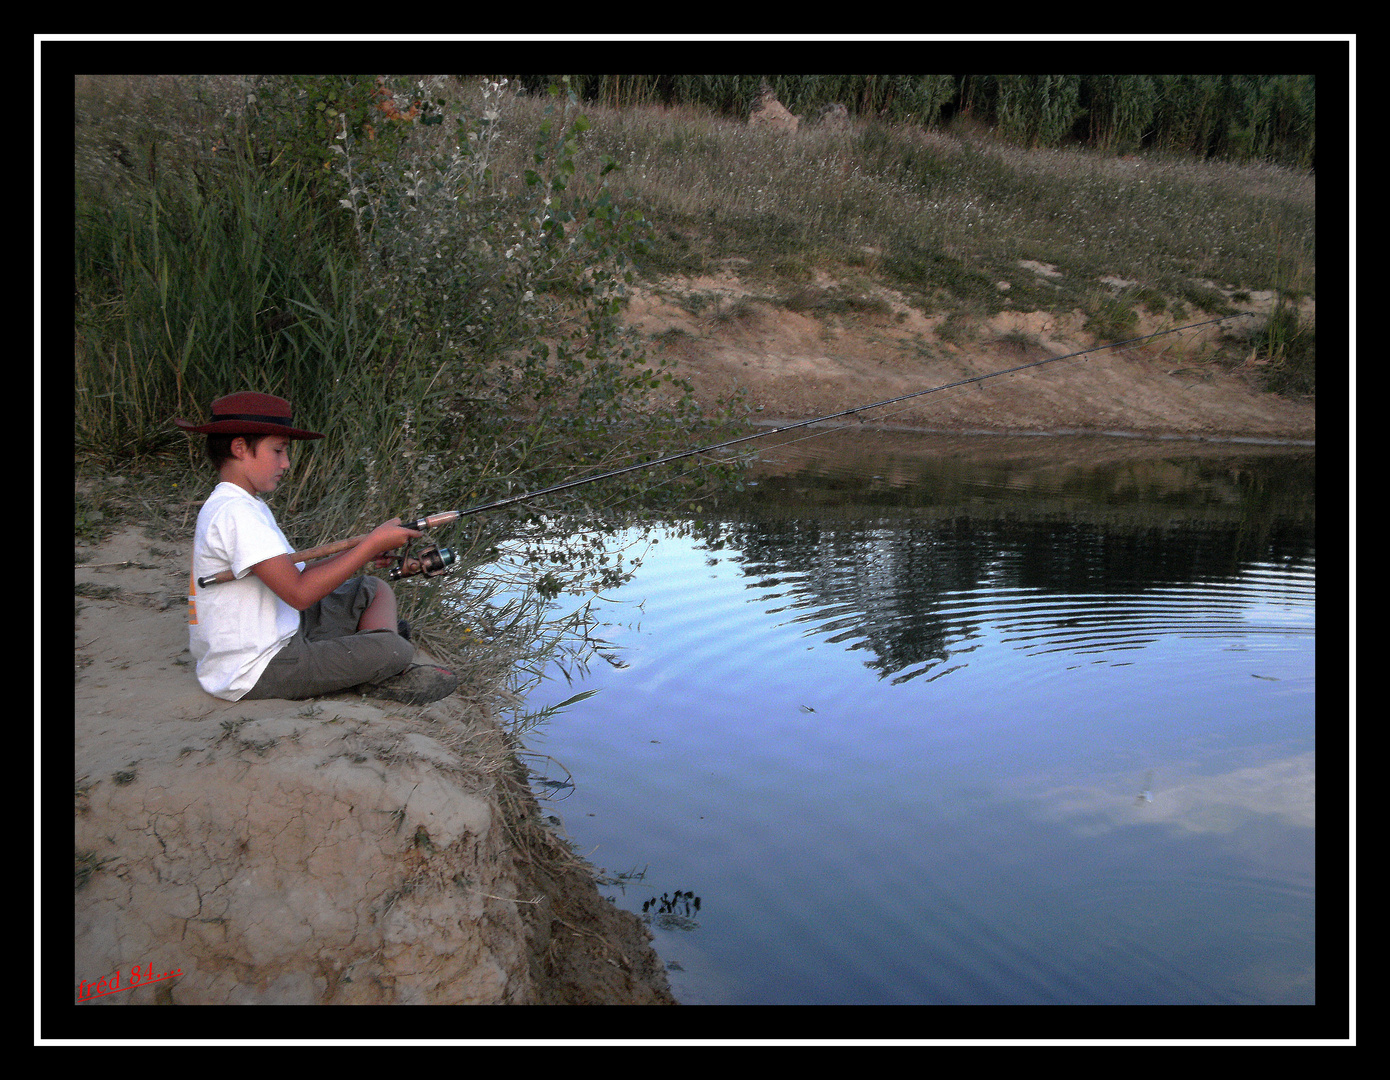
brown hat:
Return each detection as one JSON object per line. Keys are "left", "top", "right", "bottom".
{"left": 173, "top": 392, "right": 325, "bottom": 440}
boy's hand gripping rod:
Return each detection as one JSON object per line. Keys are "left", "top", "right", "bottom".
{"left": 197, "top": 313, "right": 1251, "bottom": 590}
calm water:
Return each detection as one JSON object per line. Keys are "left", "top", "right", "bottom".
{"left": 518, "top": 432, "right": 1317, "bottom": 1010}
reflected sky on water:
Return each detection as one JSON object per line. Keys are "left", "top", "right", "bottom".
{"left": 518, "top": 433, "right": 1319, "bottom": 1013}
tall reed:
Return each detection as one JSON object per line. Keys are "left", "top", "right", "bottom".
{"left": 75, "top": 163, "right": 359, "bottom": 454}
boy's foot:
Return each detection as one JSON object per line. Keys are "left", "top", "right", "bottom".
{"left": 397, "top": 618, "right": 411, "bottom": 641}
{"left": 362, "top": 663, "right": 457, "bottom": 705}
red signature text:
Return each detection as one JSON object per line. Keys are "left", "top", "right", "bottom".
{"left": 78, "top": 962, "right": 183, "bottom": 1002}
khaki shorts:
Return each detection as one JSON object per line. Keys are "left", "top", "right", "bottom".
{"left": 243, "top": 576, "right": 414, "bottom": 700}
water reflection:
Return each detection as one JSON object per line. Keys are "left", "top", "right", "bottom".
{"left": 1026, "top": 752, "right": 1317, "bottom": 838}
{"left": 525, "top": 434, "right": 1317, "bottom": 1008}
{"left": 720, "top": 514, "right": 1313, "bottom": 686}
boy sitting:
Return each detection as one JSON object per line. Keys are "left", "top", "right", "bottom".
{"left": 176, "top": 392, "right": 457, "bottom": 705}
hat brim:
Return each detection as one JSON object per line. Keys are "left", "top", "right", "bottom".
{"left": 173, "top": 417, "right": 325, "bottom": 439}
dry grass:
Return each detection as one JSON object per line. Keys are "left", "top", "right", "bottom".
{"left": 555, "top": 98, "right": 1314, "bottom": 321}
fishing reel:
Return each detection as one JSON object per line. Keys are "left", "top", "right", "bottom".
{"left": 388, "top": 543, "right": 458, "bottom": 581}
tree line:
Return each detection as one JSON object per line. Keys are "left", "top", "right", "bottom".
{"left": 505, "top": 74, "right": 1315, "bottom": 168}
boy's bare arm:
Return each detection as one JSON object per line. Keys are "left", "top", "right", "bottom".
{"left": 250, "top": 519, "right": 421, "bottom": 611}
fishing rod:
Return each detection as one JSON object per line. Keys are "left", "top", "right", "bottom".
{"left": 198, "top": 312, "right": 1250, "bottom": 589}
{"left": 195, "top": 511, "right": 464, "bottom": 589}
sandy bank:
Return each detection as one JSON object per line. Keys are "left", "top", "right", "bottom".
{"left": 72, "top": 524, "right": 674, "bottom": 1007}
{"left": 627, "top": 270, "right": 1315, "bottom": 443}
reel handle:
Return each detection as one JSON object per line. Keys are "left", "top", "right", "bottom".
{"left": 388, "top": 545, "right": 457, "bottom": 581}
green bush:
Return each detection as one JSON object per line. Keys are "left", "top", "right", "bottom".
{"left": 1256, "top": 301, "right": 1316, "bottom": 396}
{"left": 1084, "top": 296, "right": 1139, "bottom": 341}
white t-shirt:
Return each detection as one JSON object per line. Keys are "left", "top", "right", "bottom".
{"left": 187, "top": 482, "right": 304, "bottom": 700}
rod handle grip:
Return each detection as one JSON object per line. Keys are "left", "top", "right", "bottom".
{"left": 400, "top": 510, "right": 461, "bottom": 532}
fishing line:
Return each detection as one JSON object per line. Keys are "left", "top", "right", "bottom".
{"left": 466, "top": 311, "right": 1253, "bottom": 525}
{"left": 761, "top": 313, "right": 1245, "bottom": 442}
{"left": 211, "top": 313, "right": 1249, "bottom": 590}
{"left": 443, "top": 311, "right": 1252, "bottom": 583}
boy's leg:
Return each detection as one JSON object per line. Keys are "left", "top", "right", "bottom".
{"left": 302, "top": 575, "right": 394, "bottom": 642}
{"left": 244, "top": 626, "right": 415, "bottom": 700}
{"left": 329, "top": 578, "right": 456, "bottom": 704}
{"left": 243, "top": 576, "right": 414, "bottom": 700}
{"left": 355, "top": 575, "right": 399, "bottom": 633}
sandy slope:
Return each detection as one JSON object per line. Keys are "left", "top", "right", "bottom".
{"left": 626, "top": 269, "right": 1314, "bottom": 442}
{"left": 72, "top": 525, "right": 673, "bottom": 1007}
